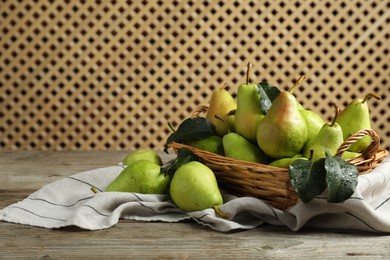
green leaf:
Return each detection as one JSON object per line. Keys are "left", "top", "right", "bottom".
{"left": 164, "top": 117, "right": 216, "bottom": 153}
{"left": 257, "top": 81, "right": 281, "bottom": 115}
{"left": 324, "top": 151, "right": 358, "bottom": 203}
{"left": 288, "top": 158, "right": 327, "bottom": 203}
{"left": 160, "top": 148, "right": 199, "bottom": 179}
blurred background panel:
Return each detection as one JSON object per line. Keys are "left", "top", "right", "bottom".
{"left": 0, "top": 0, "right": 389, "bottom": 150}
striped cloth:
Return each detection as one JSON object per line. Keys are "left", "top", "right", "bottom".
{"left": 1, "top": 156, "right": 390, "bottom": 232}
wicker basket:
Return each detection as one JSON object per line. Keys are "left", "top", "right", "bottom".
{"left": 168, "top": 128, "right": 388, "bottom": 210}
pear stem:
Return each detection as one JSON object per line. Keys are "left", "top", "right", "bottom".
{"left": 289, "top": 75, "right": 306, "bottom": 93}
{"left": 91, "top": 186, "right": 100, "bottom": 194}
{"left": 246, "top": 62, "right": 253, "bottom": 84}
{"left": 362, "top": 93, "right": 381, "bottom": 103}
{"left": 213, "top": 206, "right": 230, "bottom": 219}
{"left": 330, "top": 102, "right": 339, "bottom": 127}
{"left": 220, "top": 82, "right": 229, "bottom": 90}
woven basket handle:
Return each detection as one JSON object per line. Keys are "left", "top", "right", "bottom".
{"left": 335, "top": 128, "right": 380, "bottom": 160}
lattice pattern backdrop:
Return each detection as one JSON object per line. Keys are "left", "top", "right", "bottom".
{"left": 0, "top": 1, "right": 389, "bottom": 150}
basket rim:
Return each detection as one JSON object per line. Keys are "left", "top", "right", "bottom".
{"left": 167, "top": 129, "right": 389, "bottom": 211}
{"left": 168, "top": 128, "right": 388, "bottom": 172}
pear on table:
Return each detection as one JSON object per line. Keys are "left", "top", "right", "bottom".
{"left": 302, "top": 103, "right": 344, "bottom": 161}
{"left": 256, "top": 76, "right": 308, "bottom": 159}
{"left": 234, "top": 62, "right": 264, "bottom": 143}
{"left": 336, "top": 93, "right": 381, "bottom": 153}
{"left": 105, "top": 160, "right": 169, "bottom": 194}
{"left": 169, "top": 161, "right": 223, "bottom": 212}
{"left": 122, "top": 149, "right": 163, "bottom": 166}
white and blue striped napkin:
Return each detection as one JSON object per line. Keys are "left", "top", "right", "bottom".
{"left": 1, "top": 156, "right": 390, "bottom": 232}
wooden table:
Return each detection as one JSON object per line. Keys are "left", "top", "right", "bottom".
{"left": 1, "top": 150, "right": 389, "bottom": 259}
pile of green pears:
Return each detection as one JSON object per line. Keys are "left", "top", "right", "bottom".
{"left": 103, "top": 62, "right": 381, "bottom": 213}
{"left": 104, "top": 149, "right": 224, "bottom": 213}
{"left": 184, "top": 62, "right": 381, "bottom": 168}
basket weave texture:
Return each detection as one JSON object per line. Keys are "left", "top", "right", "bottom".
{"left": 169, "top": 129, "right": 388, "bottom": 210}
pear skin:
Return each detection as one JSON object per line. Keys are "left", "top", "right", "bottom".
{"left": 223, "top": 133, "right": 269, "bottom": 163}
{"left": 205, "top": 84, "right": 237, "bottom": 136}
{"left": 170, "top": 161, "right": 223, "bottom": 212}
{"left": 185, "top": 135, "right": 224, "bottom": 155}
{"left": 106, "top": 160, "right": 169, "bottom": 194}
{"left": 269, "top": 154, "right": 305, "bottom": 168}
{"left": 336, "top": 93, "right": 381, "bottom": 153}
{"left": 234, "top": 83, "right": 264, "bottom": 143}
{"left": 300, "top": 109, "right": 325, "bottom": 145}
{"left": 226, "top": 112, "right": 236, "bottom": 133}
{"left": 302, "top": 104, "right": 344, "bottom": 161}
{"left": 302, "top": 123, "right": 344, "bottom": 161}
{"left": 234, "top": 63, "right": 264, "bottom": 143}
{"left": 122, "top": 149, "right": 162, "bottom": 166}
{"left": 257, "top": 91, "right": 307, "bottom": 159}
{"left": 342, "top": 151, "right": 361, "bottom": 160}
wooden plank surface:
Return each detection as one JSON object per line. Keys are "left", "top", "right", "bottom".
{"left": 1, "top": 150, "right": 389, "bottom": 259}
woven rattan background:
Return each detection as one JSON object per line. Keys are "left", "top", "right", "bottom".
{"left": 1, "top": 1, "right": 389, "bottom": 151}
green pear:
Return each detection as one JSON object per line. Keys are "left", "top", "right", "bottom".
{"left": 205, "top": 83, "right": 237, "bottom": 136}
{"left": 256, "top": 79, "right": 307, "bottom": 159}
{"left": 300, "top": 109, "right": 325, "bottom": 145}
{"left": 170, "top": 161, "right": 223, "bottom": 212}
{"left": 222, "top": 133, "right": 269, "bottom": 163}
{"left": 341, "top": 151, "right": 361, "bottom": 160}
{"left": 226, "top": 111, "right": 236, "bottom": 133}
{"left": 185, "top": 135, "right": 224, "bottom": 155}
{"left": 336, "top": 93, "right": 381, "bottom": 153}
{"left": 122, "top": 149, "right": 162, "bottom": 166}
{"left": 269, "top": 154, "right": 305, "bottom": 168}
{"left": 234, "top": 62, "right": 264, "bottom": 143}
{"left": 302, "top": 103, "right": 344, "bottom": 161}
{"left": 106, "top": 160, "right": 169, "bottom": 194}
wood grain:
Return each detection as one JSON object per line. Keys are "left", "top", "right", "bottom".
{"left": 1, "top": 151, "right": 389, "bottom": 259}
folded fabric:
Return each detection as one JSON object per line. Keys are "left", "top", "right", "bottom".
{"left": 1, "top": 156, "right": 390, "bottom": 232}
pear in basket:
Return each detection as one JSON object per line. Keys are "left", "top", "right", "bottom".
{"left": 256, "top": 76, "right": 307, "bottom": 159}
{"left": 269, "top": 154, "right": 305, "bottom": 168}
{"left": 300, "top": 109, "right": 325, "bottom": 145}
{"left": 302, "top": 103, "right": 344, "bottom": 161}
{"left": 336, "top": 93, "right": 381, "bottom": 153}
{"left": 170, "top": 161, "right": 223, "bottom": 212}
{"left": 222, "top": 132, "right": 269, "bottom": 164}
{"left": 205, "top": 83, "right": 236, "bottom": 137}
{"left": 342, "top": 151, "right": 361, "bottom": 160}
{"left": 234, "top": 62, "right": 264, "bottom": 143}
{"left": 185, "top": 135, "right": 224, "bottom": 156}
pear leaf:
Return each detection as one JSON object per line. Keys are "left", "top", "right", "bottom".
{"left": 257, "top": 81, "right": 281, "bottom": 115}
{"left": 164, "top": 117, "right": 216, "bottom": 153}
{"left": 288, "top": 158, "right": 327, "bottom": 203}
{"left": 324, "top": 150, "right": 358, "bottom": 203}
{"left": 160, "top": 148, "right": 199, "bottom": 179}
